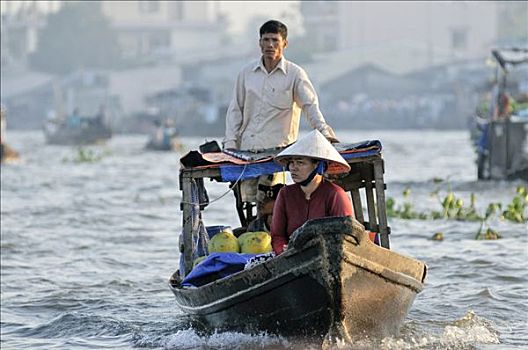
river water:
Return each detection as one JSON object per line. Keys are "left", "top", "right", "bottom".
{"left": 1, "top": 130, "right": 526, "bottom": 350}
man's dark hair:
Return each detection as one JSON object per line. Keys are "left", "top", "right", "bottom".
{"left": 259, "top": 20, "right": 288, "bottom": 40}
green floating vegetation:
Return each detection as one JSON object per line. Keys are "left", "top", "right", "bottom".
{"left": 388, "top": 185, "right": 527, "bottom": 240}
{"left": 63, "top": 147, "right": 109, "bottom": 163}
{"left": 388, "top": 185, "right": 527, "bottom": 223}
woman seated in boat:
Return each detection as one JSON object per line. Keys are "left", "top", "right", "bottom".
{"left": 271, "top": 130, "right": 353, "bottom": 255}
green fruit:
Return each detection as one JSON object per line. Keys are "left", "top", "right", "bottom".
{"left": 238, "top": 231, "right": 272, "bottom": 254}
{"left": 208, "top": 231, "right": 240, "bottom": 253}
{"left": 193, "top": 256, "right": 206, "bottom": 267}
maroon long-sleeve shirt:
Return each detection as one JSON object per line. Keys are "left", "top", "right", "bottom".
{"left": 271, "top": 180, "right": 354, "bottom": 254}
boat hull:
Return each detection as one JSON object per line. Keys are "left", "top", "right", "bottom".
{"left": 44, "top": 124, "right": 112, "bottom": 145}
{"left": 170, "top": 217, "right": 426, "bottom": 341}
{"left": 0, "top": 143, "right": 20, "bottom": 164}
{"left": 145, "top": 137, "right": 181, "bottom": 151}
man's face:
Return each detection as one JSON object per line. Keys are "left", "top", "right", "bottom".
{"left": 259, "top": 33, "right": 287, "bottom": 61}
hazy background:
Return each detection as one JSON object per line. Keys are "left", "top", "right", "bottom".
{"left": 1, "top": 3, "right": 528, "bottom": 349}
{"left": 1, "top": 1, "right": 527, "bottom": 135}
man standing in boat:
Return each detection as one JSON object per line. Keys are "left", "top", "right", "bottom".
{"left": 223, "top": 19, "right": 339, "bottom": 204}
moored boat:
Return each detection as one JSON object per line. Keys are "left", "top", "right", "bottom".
{"left": 169, "top": 141, "right": 427, "bottom": 343}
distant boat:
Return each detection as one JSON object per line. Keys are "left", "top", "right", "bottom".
{"left": 472, "top": 48, "right": 528, "bottom": 181}
{"left": 43, "top": 70, "right": 120, "bottom": 146}
{"left": 44, "top": 117, "right": 112, "bottom": 146}
{"left": 0, "top": 143, "right": 20, "bottom": 164}
{"left": 144, "top": 121, "right": 181, "bottom": 151}
{"left": 1, "top": 108, "right": 20, "bottom": 164}
{"left": 145, "top": 136, "right": 181, "bottom": 151}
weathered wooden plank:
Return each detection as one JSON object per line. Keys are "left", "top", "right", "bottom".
{"left": 181, "top": 167, "right": 222, "bottom": 179}
{"left": 374, "top": 159, "right": 390, "bottom": 249}
{"left": 181, "top": 174, "right": 196, "bottom": 276}
{"left": 350, "top": 188, "right": 364, "bottom": 225}
{"left": 364, "top": 175, "right": 377, "bottom": 232}
{"left": 334, "top": 171, "right": 363, "bottom": 192}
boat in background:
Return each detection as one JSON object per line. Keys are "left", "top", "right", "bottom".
{"left": 1, "top": 107, "right": 20, "bottom": 164}
{"left": 169, "top": 141, "right": 427, "bottom": 344}
{"left": 472, "top": 47, "right": 528, "bottom": 181}
{"left": 144, "top": 119, "right": 181, "bottom": 151}
{"left": 44, "top": 112, "right": 112, "bottom": 145}
{"left": 43, "top": 70, "right": 121, "bottom": 146}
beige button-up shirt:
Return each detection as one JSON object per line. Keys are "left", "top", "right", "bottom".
{"left": 223, "top": 57, "right": 337, "bottom": 151}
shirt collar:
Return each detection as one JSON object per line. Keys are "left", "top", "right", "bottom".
{"left": 253, "top": 56, "right": 287, "bottom": 74}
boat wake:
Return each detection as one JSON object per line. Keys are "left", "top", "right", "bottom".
{"left": 133, "top": 329, "right": 295, "bottom": 350}
{"left": 380, "top": 310, "right": 499, "bottom": 350}
{"left": 128, "top": 310, "right": 499, "bottom": 350}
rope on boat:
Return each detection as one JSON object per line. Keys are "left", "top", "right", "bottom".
{"left": 183, "top": 163, "right": 248, "bottom": 260}
{"left": 180, "top": 163, "right": 249, "bottom": 207}
{"left": 190, "top": 179, "right": 209, "bottom": 258}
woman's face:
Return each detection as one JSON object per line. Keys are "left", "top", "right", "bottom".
{"left": 288, "top": 157, "right": 318, "bottom": 183}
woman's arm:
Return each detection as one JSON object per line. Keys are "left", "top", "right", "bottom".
{"left": 328, "top": 185, "right": 354, "bottom": 217}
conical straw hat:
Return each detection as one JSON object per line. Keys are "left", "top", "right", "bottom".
{"left": 275, "top": 130, "right": 350, "bottom": 174}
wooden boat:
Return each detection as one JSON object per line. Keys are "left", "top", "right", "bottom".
{"left": 0, "top": 143, "right": 20, "bottom": 164}
{"left": 477, "top": 118, "right": 528, "bottom": 180}
{"left": 44, "top": 120, "right": 112, "bottom": 146}
{"left": 144, "top": 119, "right": 182, "bottom": 151}
{"left": 474, "top": 48, "right": 528, "bottom": 181}
{"left": 144, "top": 132, "right": 181, "bottom": 151}
{"left": 145, "top": 138, "right": 177, "bottom": 151}
{"left": 169, "top": 142, "right": 427, "bottom": 343}
{"left": 1, "top": 109, "right": 20, "bottom": 164}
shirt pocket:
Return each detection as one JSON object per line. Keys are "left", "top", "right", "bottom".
{"left": 267, "top": 89, "right": 293, "bottom": 110}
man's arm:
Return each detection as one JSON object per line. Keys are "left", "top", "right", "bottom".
{"left": 223, "top": 71, "right": 246, "bottom": 150}
{"left": 294, "top": 69, "right": 339, "bottom": 143}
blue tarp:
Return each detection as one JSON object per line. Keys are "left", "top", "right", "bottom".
{"left": 181, "top": 252, "right": 256, "bottom": 287}
{"left": 220, "top": 162, "right": 284, "bottom": 182}
{"left": 342, "top": 149, "right": 380, "bottom": 160}
{"left": 477, "top": 122, "right": 490, "bottom": 153}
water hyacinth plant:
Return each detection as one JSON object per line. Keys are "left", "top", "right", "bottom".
{"left": 388, "top": 186, "right": 527, "bottom": 223}
{"left": 62, "top": 147, "right": 109, "bottom": 163}
{"left": 386, "top": 185, "right": 527, "bottom": 240}
{"left": 501, "top": 186, "right": 528, "bottom": 223}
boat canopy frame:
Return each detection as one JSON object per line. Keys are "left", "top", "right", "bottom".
{"left": 178, "top": 152, "right": 390, "bottom": 277}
